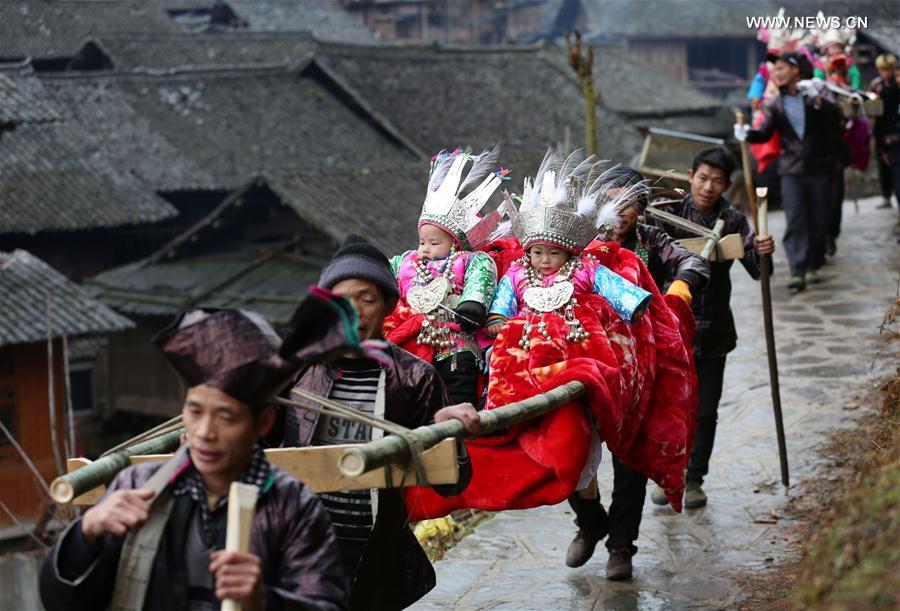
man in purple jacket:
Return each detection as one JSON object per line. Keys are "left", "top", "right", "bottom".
{"left": 40, "top": 299, "right": 354, "bottom": 611}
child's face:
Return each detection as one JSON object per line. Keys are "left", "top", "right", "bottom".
{"left": 417, "top": 224, "right": 454, "bottom": 260}
{"left": 528, "top": 244, "right": 571, "bottom": 276}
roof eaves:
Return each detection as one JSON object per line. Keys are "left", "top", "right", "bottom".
{"left": 259, "top": 172, "right": 346, "bottom": 246}
{"left": 308, "top": 57, "right": 428, "bottom": 159}
{"left": 138, "top": 180, "right": 260, "bottom": 268}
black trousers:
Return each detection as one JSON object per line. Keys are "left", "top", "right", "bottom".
{"left": 434, "top": 351, "right": 480, "bottom": 405}
{"left": 877, "top": 151, "right": 894, "bottom": 200}
{"left": 337, "top": 538, "right": 367, "bottom": 588}
{"left": 779, "top": 174, "right": 830, "bottom": 276}
{"left": 828, "top": 169, "right": 845, "bottom": 240}
{"left": 686, "top": 356, "right": 728, "bottom": 485}
{"left": 567, "top": 455, "right": 647, "bottom": 554}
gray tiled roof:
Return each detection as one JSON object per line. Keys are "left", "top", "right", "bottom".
{"left": 0, "top": 250, "right": 133, "bottom": 346}
{"left": 0, "top": 67, "right": 62, "bottom": 126}
{"left": 264, "top": 165, "right": 430, "bottom": 254}
{"left": 586, "top": 48, "right": 722, "bottom": 116}
{"left": 0, "top": 119, "right": 178, "bottom": 234}
{"left": 85, "top": 31, "right": 317, "bottom": 70}
{"left": 228, "top": 0, "right": 381, "bottom": 44}
{"left": 90, "top": 250, "right": 324, "bottom": 323}
{"left": 79, "top": 34, "right": 719, "bottom": 121}
{"left": 42, "top": 77, "right": 218, "bottom": 191}
{"left": 0, "top": 1, "right": 180, "bottom": 59}
{"left": 42, "top": 68, "right": 418, "bottom": 191}
{"left": 314, "top": 43, "right": 645, "bottom": 164}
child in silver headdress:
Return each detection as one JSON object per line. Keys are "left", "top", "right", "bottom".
{"left": 384, "top": 147, "right": 505, "bottom": 405}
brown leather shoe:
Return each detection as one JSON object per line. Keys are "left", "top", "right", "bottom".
{"left": 605, "top": 546, "right": 634, "bottom": 581}
{"left": 565, "top": 527, "right": 605, "bottom": 568}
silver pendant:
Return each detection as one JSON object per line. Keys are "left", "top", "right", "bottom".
{"left": 523, "top": 281, "right": 574, "bottom": 313}
{"left": 407, "top": 276, "right": 450, "bottom": 314}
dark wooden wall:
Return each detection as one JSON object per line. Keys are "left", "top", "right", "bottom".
{"left": 0, "top": 341, "right": 67, "bottom": 527}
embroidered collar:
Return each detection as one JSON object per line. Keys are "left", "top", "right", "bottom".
{"left": 173, "top": 443, "right": 271, "bottom": 545}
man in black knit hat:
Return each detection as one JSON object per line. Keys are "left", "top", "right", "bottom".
{"left": 272, "top": 234, "right": 480, "bottom": 611}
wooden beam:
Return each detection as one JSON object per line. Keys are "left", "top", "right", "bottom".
{"left": 677, "top": 233, "right": 745, "bottom": 261}
{"left": 67, "top": 439, "right": 459, "bottom": 506}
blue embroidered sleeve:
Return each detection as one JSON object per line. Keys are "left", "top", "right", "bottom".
{"left": 592, "top": 266, "right": 652, "bottom": 323}
{"left": 488, "top": 275, "right": 518, "bottom": 319}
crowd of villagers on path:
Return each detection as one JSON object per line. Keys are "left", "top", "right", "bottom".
{"left": 40, "top": 141, "right": 777, "bottom": 610}
{"left": 738, "top": 16, "right": 900, "bottom": 291}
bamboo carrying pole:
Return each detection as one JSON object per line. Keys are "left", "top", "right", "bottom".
{"left": 49, "top": 428, "right": 184, "bottom": 503}
{"left": 221, "top": 483, "right": 259, "bottom": 611}
{"left": 339, "top": 381, "right": 586, "bottom": 478}
{"left": 756, "top": 188, "right": 790, "bottom": 490}
{"left": 733, "top": 108, "right": 759, "bottom": 229}
{"left": 699, "top": 219, "right": 726, "bottom": 261}
{"left": 52, "top": 382, "right": 587, "bottom": 502}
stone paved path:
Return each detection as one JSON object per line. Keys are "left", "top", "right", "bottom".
{"left": 413, "top": 197, "right": 900, "bottom": 610}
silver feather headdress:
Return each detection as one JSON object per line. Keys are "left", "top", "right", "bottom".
{"left": 499, "top": 147, "right": 648, "bottom": 252}
{"left": 419, "top": 146, "right": 508, "bottom": 250}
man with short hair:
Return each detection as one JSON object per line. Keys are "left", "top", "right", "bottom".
{"left": 870, "top": 54, "right": 899, "bottom": 210}
{"left": 273, "top": 234, "right": 479, "bottom": 611}
{"left": 648, "top": 148, "right": 774, "bottom": 509}
{"left": 565, "top": 166, "right": 711, "bottom": 580}
{"left": 735, "top": 51, "right": 843, "bottom": 291}
{"left": 40, "top": 300, "right": 353, "bottom": 611}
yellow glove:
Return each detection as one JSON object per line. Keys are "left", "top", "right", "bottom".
{"left": 413, "top": 516, "right": 455, "bottom": 542}
{"left": 666, "top": 279, "right": 692, "bottom": 305}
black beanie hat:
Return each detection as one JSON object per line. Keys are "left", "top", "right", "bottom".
{"left": 603, "top": 166, "right": 650, "bottom": 211}
{"left": 318, "top": 234, "right": 400, "bottom": 309}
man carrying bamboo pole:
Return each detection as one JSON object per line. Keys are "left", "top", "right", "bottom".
{"left": 648, "top": 147, "right": 774, "bottom": 509}
{"left": 565, "top": 166, "right": 711, "bottom": 580}
{"left": 268, "top": 234, "right": 479, "bottom": 611}
{"left": 733, "top": 51, "right": 843, "bottom": 290}
{"left": 40, "top": 305, "right": 351, "bottom": 611}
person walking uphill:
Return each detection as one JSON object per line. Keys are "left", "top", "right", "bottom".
{"left": 40, "top": 298, "right": 356, "bottom": 611}
{"left": 649, "top": 147, "right": 774, "bottom": 509}
{"left": 734, "top": 51, "right": 843, "bottom": 291}
{"left": 564, "top": 166, "right": 711, "bottom": 581}
{"left": 270, "top": 234, "right": 480, "bottom": 611}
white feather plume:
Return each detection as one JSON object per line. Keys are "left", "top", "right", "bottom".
{"left": 488, "top": 219, "right": 513, "bottom": 242}
{"left": 526, "top": 146, "right": 562, "bottom": 209}
{"left": 594, "top": 200, "right": 620, "bottom": 230}
{"left": 458, "top": 145, "right": 501, "bottom": 195}
{"left": 427, "top": 150, "right": 457, "bottom": 192}
{"left": 553, "top": 149, "right": 594, "bottom": 205}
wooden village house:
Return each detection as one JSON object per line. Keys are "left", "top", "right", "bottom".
{"left": 0, "top": 250, "right": 132, "bottom": 536}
